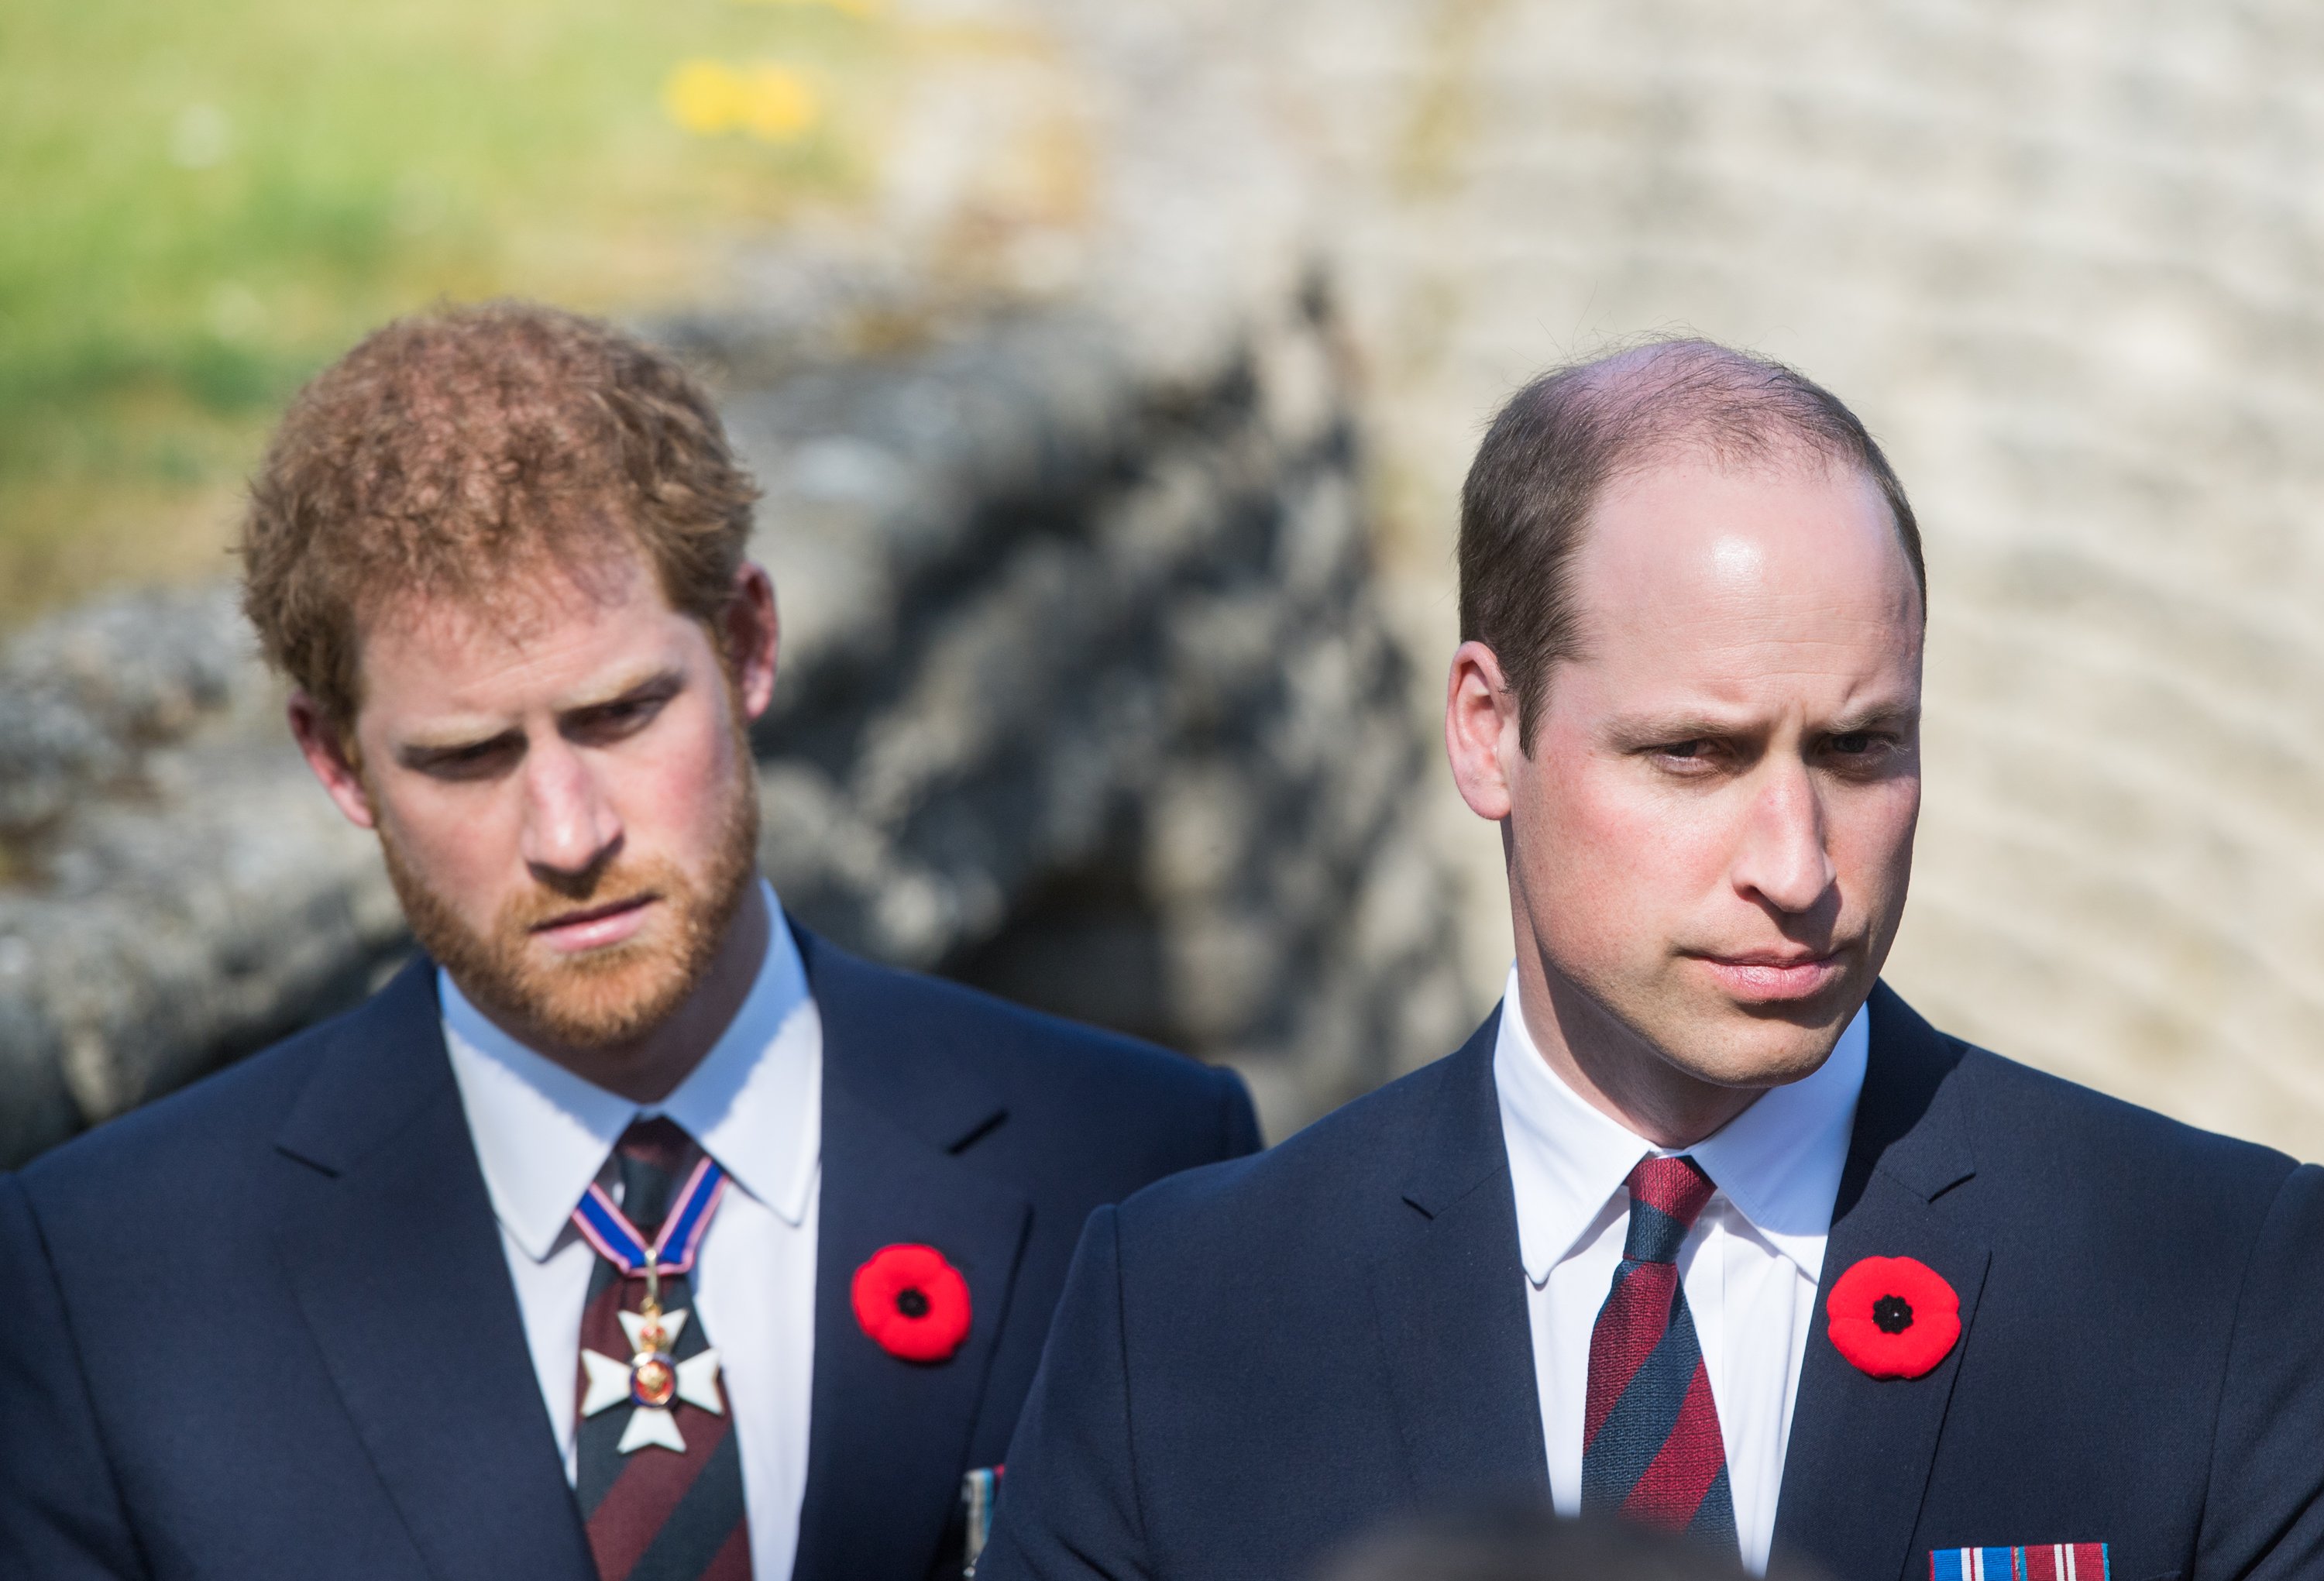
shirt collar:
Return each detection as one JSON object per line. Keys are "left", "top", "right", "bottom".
{"left": 442, "top": 880, "right": 821, "bottom": 1262}
{"left": 1494, "top": 963, "right": 1866, "bottom": 1286}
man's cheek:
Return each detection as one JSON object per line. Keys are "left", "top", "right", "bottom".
{"left": 645, "top": 720, "right": 729, "bottom": 811}
{"left": 390, "top": 800, "right": 508, "bottom": 898}
{"left": 1831, "top": 803, "right": 1916, "bottom": 899}
{"left": 1570, "top": 801, "right": 1711, "bottom": 902}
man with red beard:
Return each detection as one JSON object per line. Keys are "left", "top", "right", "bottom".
{"left": 0, "top": 303, "right": 1259, "bottom": 1581}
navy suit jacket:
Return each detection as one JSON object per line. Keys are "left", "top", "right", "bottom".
{"left": 0, "top": 924, "right": 1260, "bottom": 1581}
{"left": 979, "top": 985, "right": 2324, "bottom": 1581}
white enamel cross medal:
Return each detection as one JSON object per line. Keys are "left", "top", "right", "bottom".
{"left": 579, "top": 1269, "right": 727, "bottom": 1453}
{"left": 569, "top": 1153, "right": 731, "bottom": 1455}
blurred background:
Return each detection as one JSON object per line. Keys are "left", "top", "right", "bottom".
{"left": 4, "top": 0, "right": 2321, "bottom": 1161}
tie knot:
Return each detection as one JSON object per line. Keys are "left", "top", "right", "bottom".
{"left": 1621, "top": 1155, "right": 1716, "bottom": 1263}
{"left": 618, "top": 1115, "right": 694, "bottom": 1170}
{"left": 613, "top": 1117, "right": 700, "bottom": 1234}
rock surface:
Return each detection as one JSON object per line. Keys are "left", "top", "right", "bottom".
{"left": 19, "top": 0, "right": 2315, "bottom": 1166}
{"left": 981, "top": 0, "right": 2324, "bottom": 1159}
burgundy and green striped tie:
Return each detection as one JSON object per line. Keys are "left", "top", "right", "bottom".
{"left": 1580, "top": 1154, "right": 1738, "bottom": 1551}
{"left": 574, "top": 1118, "right": 752, "bottom": 1581}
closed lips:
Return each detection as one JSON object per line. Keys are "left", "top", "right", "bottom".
{"left": 533, "top": 895, "right": 654, "bottom": 933}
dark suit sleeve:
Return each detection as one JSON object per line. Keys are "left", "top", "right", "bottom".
{"left": 980, "top": 1205, "right": 1150, "bottom": 1581}
{"left": 1214, "top": 1066, "right": 1262, "bottom": 1162}
{"left": 2196, "top": 1161, "right": 2324, "bottom": 1580}
{"left": 0, "top": 1175, "right": 147, "bottom": 1579}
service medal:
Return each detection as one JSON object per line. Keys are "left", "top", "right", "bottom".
{"left": 569, "top": 1153, "right": 731, "bottom": 1456}
{"left": 578, "top": 1289, "right": 727, "bottom": 1454}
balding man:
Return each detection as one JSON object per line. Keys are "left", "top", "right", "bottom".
{"left": 975, "top": 342, "right": 2324, "bottom": 1581}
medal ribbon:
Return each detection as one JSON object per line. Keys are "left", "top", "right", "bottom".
{"left": 570, "top": 1153, "right": 727, "bottom": 1277}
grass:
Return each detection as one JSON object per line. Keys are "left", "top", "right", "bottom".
{"left": 0, "top": 0, "right": 893, "bottom": 627}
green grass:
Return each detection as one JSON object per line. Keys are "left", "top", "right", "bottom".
{"left": 0, "top": 0, "right": 891, "bottom": 625}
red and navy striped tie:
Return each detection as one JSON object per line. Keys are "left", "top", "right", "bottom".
{"left": 1580, "top": 1154, "right": 1738, "bottom": 1549}
{"left": 575, "top": 1119, "right": 751, "bottom": 1581}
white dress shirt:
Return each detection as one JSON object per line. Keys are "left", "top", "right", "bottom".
{"left": 1493, "top": 964, "right": 1866, "bottom": 1576}
{"left": 442, "top": 880, "right": 821, "bottom": 1581}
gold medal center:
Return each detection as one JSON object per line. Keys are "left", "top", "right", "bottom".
{"left": 631, "top": 1356, "right": 676, "bottom": 1408}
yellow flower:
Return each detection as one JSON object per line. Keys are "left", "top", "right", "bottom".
{"left": 738, "top": 64, "right": 818, "bottom": 143}
{"left": 662, "top": 59, "right": 818, "bottom": 142}
{"left": 664, "top": 60, "right": 743, "bottom": 136}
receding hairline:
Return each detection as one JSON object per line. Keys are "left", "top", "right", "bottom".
{"left": 1456, "top": 335, "right": 1926, "bottom": 754}
{"left": 1564, "top": 339, "right": 1899, "bottom": 489}
{"left": 1568, "top": 340, "right": 1924, "bottom": 613}
{"left": 1562, "top": 446, "right": 1929, "bottom": 664}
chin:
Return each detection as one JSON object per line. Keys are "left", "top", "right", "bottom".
{"left": 514, "top": 950, "right": 700, "bottom": 1050}
{"left": 1627, "top": 990, "right": 1854, "bottom": 1091}
{"left": 1693, "top": 1013, "right": 1849, "bottom": 1089}
{"left": 408, "top": 891, "right": 725, "bottom": 1053}
{"left": 1697, "top": 1039, "right": 1834, "bottom": 1091}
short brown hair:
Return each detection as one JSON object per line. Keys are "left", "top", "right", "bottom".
{"left": 241, "top": 301, "right": 760, "bottom": 728}
{"left": 1457, "top": 338, "right": 1924, "bottom": 753}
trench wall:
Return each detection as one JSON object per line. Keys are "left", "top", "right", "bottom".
{"left": 0, "top": 288, "right": 1472, "bottom": 1164}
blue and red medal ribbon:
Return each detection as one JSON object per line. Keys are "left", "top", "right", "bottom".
{"left": 571, "top": 1153, "right": 727, "bottom": 1275}
{"left": 1930, "top": 1545, "right": 2109, "bottom": 1581}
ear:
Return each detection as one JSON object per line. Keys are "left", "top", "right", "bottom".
{"left": 1444, "top": 640, "right": 1524, "bottom": 822}
{"left": 287, "top": 691, "right": 379, "bottom": 831}
{"left": 721, "top": 562, "right": 781, "bottom": 723}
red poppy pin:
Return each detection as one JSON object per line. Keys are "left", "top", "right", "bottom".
{"left": 1827, "top": 1255, "right": 1960, "bottom": 1379}
{"left": 852, "top": 1243, "right": 973, "bottom": 1363}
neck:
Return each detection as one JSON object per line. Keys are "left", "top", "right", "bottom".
{"left": 528, "top": 882, "right": 772, "bottom": 1105}
{"left": 1511, "top": 943, "right": 1763, "bottom": 1151}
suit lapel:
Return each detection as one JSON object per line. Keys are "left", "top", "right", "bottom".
{"left": 273, "top": 959, "right": 595, "bottom": 1581}
{"left": 1370, "top": 1008, "right": 1552, "bottom": 1503}
{"left": 791, "top": 930, "right": 1031, "bottom": 1581}
{"left": 1772, "top": 983, "right": 1990, "bottom": 1581}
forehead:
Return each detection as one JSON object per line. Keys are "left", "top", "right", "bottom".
{"left": 355, "top": 546, "right": 693, "bottom": 717}
{"left": 1561, "top": 452, "right": 1923, "bottom": 697}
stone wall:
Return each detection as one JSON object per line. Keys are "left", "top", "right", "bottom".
{"left": 1261, "top": 0, "right": 2324, "bottom": 1159}
{"left": 982, "top": 0, "right": 2324, "bottom": 1159}
{"left": 0, "top": 286, "right": 1473, "bottom": 1165}
{"left": 13, "top": 0, "right": 2320, "bottom": 1166}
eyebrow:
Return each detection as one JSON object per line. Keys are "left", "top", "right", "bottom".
{"left": 391, "top": 666, "right": 689, "bottom": 767}
{"left": 395, "top": 727, "right": 522, "bottom": 772}
{"left": 1822, "top": 702, "right": 1920, "bottom": 735}
{"left": 1606, "top": 699, "right": 1920, "bottom": 748}
{"left": 562, "top": 666, "right": 686, "bottom": 720}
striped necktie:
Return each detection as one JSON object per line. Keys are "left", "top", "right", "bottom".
{"left": 1580, "top": 1153, "right": 1738, "bottom": 1550}
{"left": 575, "top": 1118, "right": 752, "bottom": 1581}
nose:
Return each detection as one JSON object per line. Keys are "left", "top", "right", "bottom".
{"left": 1731, "top": 758, "right": 1835, "bottom": 916}
{"left": 518, "top": 734, "right": 623, "bottom": 888}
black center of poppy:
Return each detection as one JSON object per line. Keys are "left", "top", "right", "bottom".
{"left": 896, "top": 1287, "right": 930, "bottom": 1319}
{"left": 1872, "top": 1294, "right": 1914, "bottom": 1334}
